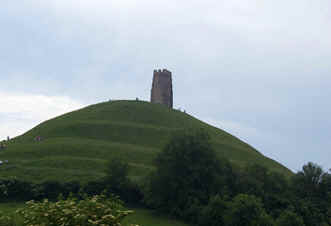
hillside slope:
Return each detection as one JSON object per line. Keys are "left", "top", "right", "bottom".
{"left": 0, "top": 100, "right": 291, "bottom": 182}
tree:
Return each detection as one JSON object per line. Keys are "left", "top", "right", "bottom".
{"left": 290, "top": 163, "right": 331, "bottom": 225}
{"left": 104, "top": 157, "right": 129, "bottom": 192}
{"left": 145, "top": 130, "right": 226, "bottom": 216}
{"left": 198, "top": 194, "right": 228, "bottom": 226}
{"left": 320, "top": 171, "right": 331, "bottom": 198}
{"left": 225, "top": 194, "right": 274, "bottom": 226}
{"left": 292, "top": 162, "right": 325, "bottom": 197}
{"left": 276, "top": 209, "right": 305, "bottom": 226}
{"left": 104, "top": 158, "right": 142, "bottom": 203}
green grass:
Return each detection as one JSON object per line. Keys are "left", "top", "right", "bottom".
{"left": 123, "top": 208, "right": 188, "bottom": 226}
{"left": 0, "top": 202, "right": 23, "bottom": 215}
{"left": 0, "top": 100, "right": 291, "bottom": 183}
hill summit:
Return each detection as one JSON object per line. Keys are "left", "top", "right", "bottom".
{"left": 0, "top": 100, "right": 291, "bottom": 182}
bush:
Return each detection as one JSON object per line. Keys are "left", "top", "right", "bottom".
{"left": 82, "top": 180, "right": 107, "bottom": 196}
{"left": 104, "top": 158, "right": 142, "bottom": 203}
{"left": 0, "top": 179, "right": 33, "bottom": 201}
{"left": 16, "top": 193, "right": 135, "bottom": 226}
{"left": 34, "top": 181, "right": 65, "bottom": 201}
{"left": 276, "top": 209, "right": 305, "bottom": 226}
{"left": 104, "top": 158, "right": 129, "bottom": 191}
{"left": 198, "top": 195, "right": 228, "bottom": 226}
{"left": 63, "top": 181, "right": 81, "bottom": 196}
{"left": 145, "top": 130, "right": 226, "bottom": 216}
{"left": 225, "top": 194, "right": 274, "bottom": 226}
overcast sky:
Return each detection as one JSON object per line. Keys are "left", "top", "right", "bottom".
{"left": 1, "top": 0, "right": 330, "bottom": 172}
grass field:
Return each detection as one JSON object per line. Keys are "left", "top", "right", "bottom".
{"left": 0, "top": 203, "right": 188, "bottom": 226}
{"left": 123, "top": 208, "right": 188, "bottom": 226}
{"left": 0, "top": 100, "right": 291, "bottom": 183}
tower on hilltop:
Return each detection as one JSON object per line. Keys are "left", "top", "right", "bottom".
{"left": 151, "top": 69, "right": 173, "bottom": 108}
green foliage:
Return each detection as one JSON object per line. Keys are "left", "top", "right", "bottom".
{"left": 0, "top": 178, "right": 82, "bottom": 202}
{"left": 0, "top": 179, "right": 34, "bottom": 202}
{"left": 103, "top": 158, "right": 143, "bottom": 203}
{"left": 293, "top": 199, "right": 326, "bottom": 226}
{"left": 292, "top": 162, "right": 325, "bottom": 197}
{"left": 105, "top": 158, "right": 129, "bottom": 190}
{"left": 238, "top": 164, "right": 289, "bottom": 197}
{"left": 291, "top": 162, "right": 331, "bottom": 225}
{"left": 235, "top": 164, "right": 290, "bottom": 218}
{"left": 198, "top": 195, "right": 228, "bottom": 226}
{"left": 36, "top": 181, "right": 65, "bottom": 200}
{"left": 143, "top": 130, "right": 292, "bottom": 225}
{"left": 276, "top": 209, "right": 305, "bottom": 226}
{"left": 0, "top": 203, "right": 189, "bottom": 226}
{"left": 16, "top": 194, "right": 134, "bottom": 226}
{"left": 145, "top": 130, "right": 227, "bottom": 216}
{"left": 0, "top": 159, "right": 330, "bottom": 226}
{"left": 224, "top": 194, "right": 274, "bottom": 226}
{"left": 0, "top": 176, "right": 142, "bottom": 207}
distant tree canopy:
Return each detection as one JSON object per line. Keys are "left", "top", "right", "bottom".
{"left": 224, "top": 194, "right": 274, "bottom": 226}
{"left": 276, "top": 209, "right": 305, "bottom": 226}
{"left": 104, "top": 157, "right": 129, "bottom": 190}
{"left": 103, "top": 157, "right": 142, "bottom": 203}
{"left": 292, "top": 162, "right": 325, "bottom": 196}
{"left": 142, "top": 131, "right": 331, "bottom": 226}
{"left": 144, "top": 130, "right": 233, "bottom": 216}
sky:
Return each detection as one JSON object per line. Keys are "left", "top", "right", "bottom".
{"left": 1, "top": 0, "right": 330, "bottom": 172}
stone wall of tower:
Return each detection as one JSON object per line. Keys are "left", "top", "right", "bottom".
{"left": 151, "top": 69, "right": 173, "bottom": 108}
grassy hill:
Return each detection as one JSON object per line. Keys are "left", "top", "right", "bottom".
{"left": 0, "top": 100, "right": 291, "bottom": 183}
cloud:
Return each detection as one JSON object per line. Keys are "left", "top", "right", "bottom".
{"left": 0, "top": 92, "right": 84, "bottom": 140}
{"left": 0, "top": 0, "right": 330, "bottom": 171}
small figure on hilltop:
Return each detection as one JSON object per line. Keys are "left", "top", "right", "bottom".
{"left": 34, "top": 136, "right": 42, "bottom": 142}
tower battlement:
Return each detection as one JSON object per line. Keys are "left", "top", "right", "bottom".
{"left": 153, "top": 69, "right": 171, "bottom": 75}
{"left": 151, "top": 69, "right": 173, "bottom": 108}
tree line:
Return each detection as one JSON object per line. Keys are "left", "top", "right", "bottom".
{"left": 142, "top": 130, "right": 331, "bottom": 226}
{"left": 1, "top": 130, "right": 330, "bottom": 225}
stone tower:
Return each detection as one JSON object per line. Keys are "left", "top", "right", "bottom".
{"left": 151, "top": 69, "right": 173, "bottom": 108}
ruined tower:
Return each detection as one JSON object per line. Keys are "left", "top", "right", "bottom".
{"left": 151, "top": 69, "right": 173, "bottom": 108}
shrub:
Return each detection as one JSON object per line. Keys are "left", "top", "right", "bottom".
{"left": 35, "top": 181, "right": 65, "bottom": 200}
{"left": 104, "top": 158, "right": 142, "bottom": 203}
{"left": 225, "top": 194, "right": 274, "bottom": 226}
{"left": 276, "top": 209, "right": 305, "bottom": 226}
{"left": 0, "top": 179, "right": 33, "bottom": 201}
{"left": 145, "top": 130, "right": 225, "bottom": 216}
{"left": 16, "top": 193, "right": 135, "bottom": 226}
{"left": 198, "top": 194, "right": 228, "bottom": 226}
{"left": 104, "top": 158, "right": 129, "bottom": 191}
{"left": 82, "top": 180, "right": 107, "bottom": 196}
